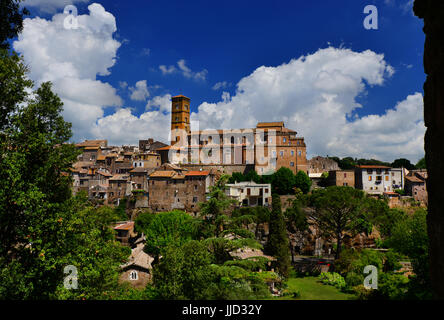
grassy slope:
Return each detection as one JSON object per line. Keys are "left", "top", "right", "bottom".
{"left": 277, "top": 277, "right": 357, "bottom": 300}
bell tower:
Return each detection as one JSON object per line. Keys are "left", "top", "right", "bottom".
{"left": 171, "top": 95, "right": 191, "bottom": 145}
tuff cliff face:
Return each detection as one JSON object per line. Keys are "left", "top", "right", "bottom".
{"left": 414, "top": 0, "right": 444, "bottom": 299}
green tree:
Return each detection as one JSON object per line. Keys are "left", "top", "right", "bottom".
{"left": 198, "top": 175, "right": 235, "bottom": 238}
{"left": 391, "top": 158, "right": 415, "bottom": 170}
{"left": 0, "top": 36, "right": 141, "bottom": 301}
{"left": 266, "top": 194, "right": 291, "bottom": 278}
{"left": 387, "top": 209, "right": 431, "bottom": 298}
{"left": 152, "top": 240, "right": 213, "bottom": 300}
{"left": 0, "top": 50, "right": 33, "bottom": 130}
{"left": 294, "top": 170, "right": 312, "bottom": 194}
{"left": 308, "top": 186, "right": 369, "bottom": 259}
{"left": 134, "top": 210, "right": 155, "bottom": 234}
{"left": 144, "top": 210, "right": 196, "bottom": 259}
{"left": 271, "top": 167, "right": 295, "bottom": 195}
{"left": 0, "top": 0, "right": 29, "bottom": 49}
{"left": 415, "top": 157, "right": 426, "bottom": 169}
{"left": 285, "top": 198, "right": 309, "bottom": 262}
{"left": 228, "top": 172, "right": 245, "bottom": 183}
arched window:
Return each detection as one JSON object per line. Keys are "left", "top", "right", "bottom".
{"left": 129, "top": 271, "right": 138, "bottom": 280}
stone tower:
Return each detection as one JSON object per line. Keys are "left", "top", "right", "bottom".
{"left": 171, "top": 95, "right": 191, "bottom": 145}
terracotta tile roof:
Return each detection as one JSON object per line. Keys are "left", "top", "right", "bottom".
{"left": 130, "top": 167, "right": 149, "bottom": 173}
{"left": 114, "top": 221, "right": 134, "bottom": 231}
{"left": 256, "top": 122, "right": 285, "bottom": 128}
{"left": 109, "top": 174, "right": 129, "bottom": 181}
{"left": 185, "top": 171, "right": 210, "bottom": 177}
{"left": 97, "top": 171, "right": 113, "bottom": 177}
{"left": 149, "top": 170, "right": 176, "bottom": 178}
{"left": 356, "top": 165, "right": 391, "bottom": 169}
{"left": 106, "top": 153, "right": 118, "bottom": 158}
{"left": 383, "top": 192, "right": 400, "bottom": 196}
{"left": 172, "top": 94, "right": 190, "bottom": 99}
{"left": 156, "top": 145, "right": 173, "bottom": 151}
{"left": 405, "top": 175, "right": 424, "bottom": 183}
{"left": 76, "top": 140, "right": 107, "bottom": 148}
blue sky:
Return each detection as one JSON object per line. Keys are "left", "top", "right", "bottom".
{"left": 15, "top": 0, "right": 425, "bottom": 162}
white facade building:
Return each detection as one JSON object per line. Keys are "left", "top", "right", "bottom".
{"left": 355, "top": 165, "right": 404, "bottom": 195}
{"left": 225, "top": 181, "right": 272, "bottom": 206}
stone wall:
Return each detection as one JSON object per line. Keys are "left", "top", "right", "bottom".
{"left": 414, "top": 0, "right": 444, "bottom": 299}
{"left": 308, "top": 156, "right": 339, "bottom": 174}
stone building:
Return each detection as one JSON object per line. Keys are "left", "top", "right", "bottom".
{"left": 129, "top": 167, "right": 151, "bottom": 191}
{"left": 308, "top": 156, "right": 340, "bottom": 174}
{"left": 405, "top": 170, "right": 428, "bottom": 204}
{"left": 326, "top": 170, "right": 355, "bottom": 187}
{"left": 108, "top": 174, "right": 132, "bottom": 204}
{"left": 139, "top": 138, "right": 168, "bottom": 153}
{"left": 120, "top": 240, "right": 154, "bottom": 289}
{"left": 133, "top": 152, "right": 161, "bottom": 169}
{"left": 159, "top": 95, "right": 308, "bottom": 175}
{"left": 148, "top": 164, "right": 215, "bottom": 213}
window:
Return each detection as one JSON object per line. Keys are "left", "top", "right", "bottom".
{"left": 368, "top": 176, "right": 372, "bottom": 181}
{"left": 280, "top": 151, "right": 284, "bottom": 157}
{"left": 129, "top": 271, "right": 138, "bottom": 281}
{"left": 298, "top": 151, "right": 302, "bottom": 156}
{"left": 247, "top": 188, "right": 251, "bottom": 196}
{"left": 175, "top": 117, "right": 179, "bottom": 121}
{"left": 283, "top": 138, "right": 287, "bottom": 143}
{"left": 194, "top": 185, "right": 198, "bottom": 191}
{"left": 385, "top": 176, "right": 389, "bottom": 181}
{"left": 175, "top": 105, "right": 179, "bottom": 110}
{"left": 343, "top": 182, "right": 348, "bottom": 186}
{"left": 291, "top": 151, "right": 294, "bottom": 156}
{"left": 231, "top": 137, "right": 235, "bottom": 144}
{"left": 193, "top": 197, "right": 198, "bottom": 203}
{"left": 344, "top": 173, "right": 347, "bottom": 178}
{"left": 290, "top": 162, "right": 294, "bottom": 167}
{"left": 265, "top": 189, "right": 269, "bottom": 193}
{"left": 367, "top": 169, "right": 373, "bottom": 174}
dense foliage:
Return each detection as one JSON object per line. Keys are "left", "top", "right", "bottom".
{"left": 228, "top": 168, "right": 311, "bottom": 195}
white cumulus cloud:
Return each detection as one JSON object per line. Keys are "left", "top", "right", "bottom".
{"left": 13, "top": 3, "right": 123, "bottom": 142}
{"left": 160, "top": 59, "right": 208, "bottom": 81}
{"left": 91, "top": 94, "right": 172, "bottom": 145}
{"left": 193, "top": 47, "right": 424, "bottom": 162}
{"left": 22, "top": 0, "right": 90, "bottom": 13}
{"left": 129, "top": 80, "right": 150, "bottom": 101}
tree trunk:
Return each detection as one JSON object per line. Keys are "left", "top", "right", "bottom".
{"left": 414, "top": 0, "right": 444, "bottom": 299}
{"left": 335, "top": 234, "right": 342, "bottom": 260}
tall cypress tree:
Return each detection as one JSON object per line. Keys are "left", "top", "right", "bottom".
{"left": 266, "top": 194, "right": 291, "bottom": 278}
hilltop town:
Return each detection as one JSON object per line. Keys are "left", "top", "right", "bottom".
{"left": 72, "top": 95, "right": 427, "bottom": 212}
{"left": 70, "top": 95, "right": 428, "bottom": 293}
